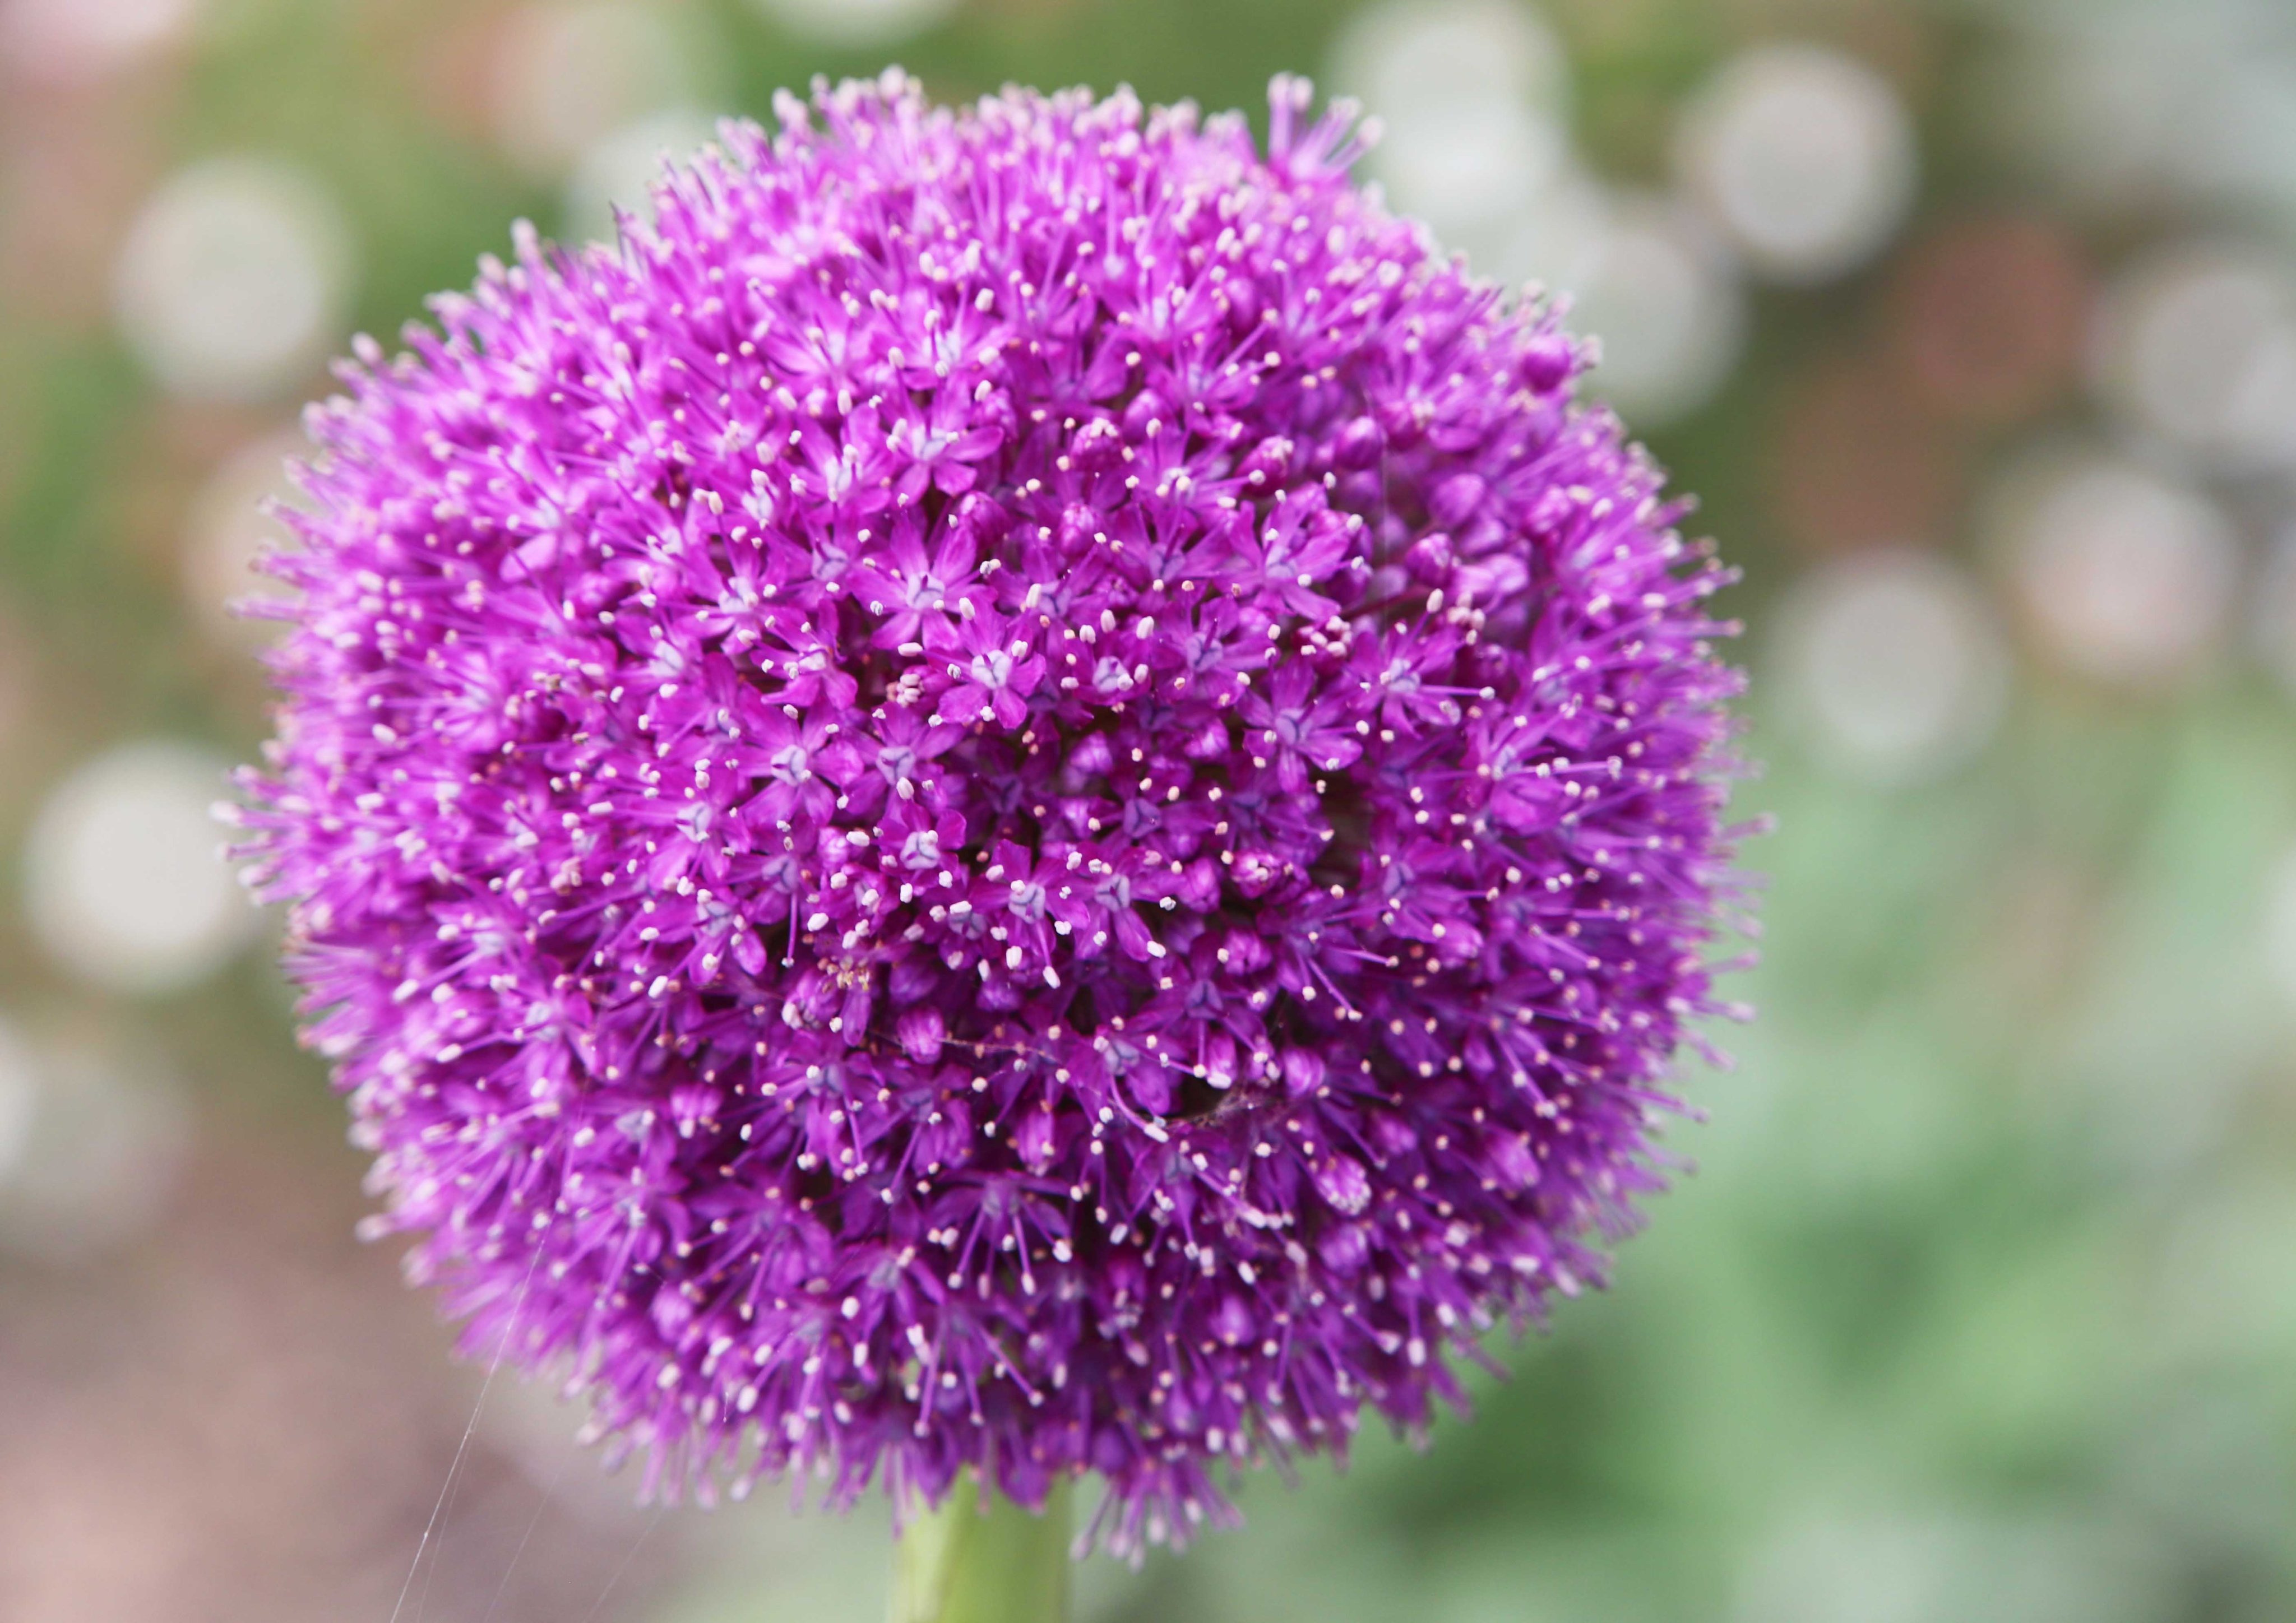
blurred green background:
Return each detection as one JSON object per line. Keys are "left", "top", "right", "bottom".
{"left": 3, "top": 0, "right": 2295, "bottom": 1618}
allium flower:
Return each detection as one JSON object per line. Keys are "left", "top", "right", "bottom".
{"left": 233, "top": 71, "right": 1747, "bottom": 1553}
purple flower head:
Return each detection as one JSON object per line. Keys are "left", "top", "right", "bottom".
{"left": 232, "top": 71, "right": 1747, "bottom": 1553}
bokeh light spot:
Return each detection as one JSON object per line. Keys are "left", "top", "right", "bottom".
{"left": 1773, "top": 548, "right": 2008, "bottom": 786}
{"left": 1990, "top": 449, "right": 2238, "bottom": 688}
{"left": 1676, "top": 43, "right": 1917, "bottom": 285}
{"left": 111, "top": 156, "right": 354, "bottom": 404}
{"left": 2090, "top": 240, "right": 2296, "bottom": 475}
{"left": 25, "top": 740, "right": 257, "bottom": 995}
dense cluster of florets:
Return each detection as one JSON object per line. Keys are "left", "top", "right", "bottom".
{"left": 233, "top": 71, "right": 1745, "bottom": 1550}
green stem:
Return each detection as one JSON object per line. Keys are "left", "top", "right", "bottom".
{"left": 889, "top": 1473, "right": 1072, "bottom": 1623}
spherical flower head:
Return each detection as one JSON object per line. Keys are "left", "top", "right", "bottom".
{"left": 233, "top": 70, "right": 1747, "bottom": 1553}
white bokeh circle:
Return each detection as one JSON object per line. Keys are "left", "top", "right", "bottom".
{"left": 1774, "top": 548, "right": 2010, "bottom": 786}
{"left": 1675, "top": 43, "right": 1918, "bottom": 285}
{"left": 1331, "top": 0, "right": 1572, "bottom": 237}
{"left": 1990, "top": 449, "right": 2238, "bottom": 688}
{"left": 2091, "top": 242, "right": 2296, "bottom": 475}
{"left": 562, "top": 108, "right": 723, "bottom": 249}
{"left": 112, "top": 156, "right": 354, "bottom": 403}
{"left": 1568, "top": 195, "right": 1746, "bottom": 426}
{"left": 25, "top": 740, "right": 257, "bottom": 995}
{"left": 491, "top": 1, "right": 698, "bottom": 180}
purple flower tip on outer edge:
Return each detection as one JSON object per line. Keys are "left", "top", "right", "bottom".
{"left": 226, "top": 69, "right": 1754, "bottom": 1557}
